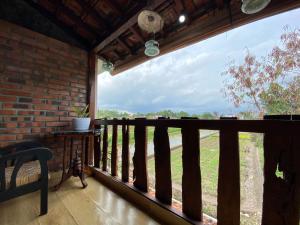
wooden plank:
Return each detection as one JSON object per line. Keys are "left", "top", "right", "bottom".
{"left": 181, "top": 126, "right": 202, "bottom": 221}
{"left": 111, "top": 122, "right": 118, "bottom": 176}
{"left": 153, "top": 121, "right": 172, "bottom": 205}
{"left": 102, "top": 124, "right": 108, "bottom": 171}
{"left": 121, "top": 121, "right": 130, "bottom": 182}
{"left": 262, "top": 116, "right": 300, "bottom": 225}
{"left": 130, "top": 27, "right": 145, "bottom": 43}
{"left": 217, "top": 128, "right": 240, "bottom": 225}
{"left": 23, "top": 0, "right": 90, "bottom": 48}
{"left": 93, "top": 119, "right": 300, "bottom": 134}
{"left": 93, "top": 125, "right": 101, "bottom": 168}
{"left": 133, "top": 119, "right": 148, "bottom": 192}
{"left": 51, "top": 0, "right": 101, "bottom": 38}
{"left": 87, "top": 53, "right": 97, "bottom": 120}
{"left": 93, "top": 0, "right": 167, "bottom": 53}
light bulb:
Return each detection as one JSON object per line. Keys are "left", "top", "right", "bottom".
{"left": 179, "top": 14, "right": 186, "bottom": 23}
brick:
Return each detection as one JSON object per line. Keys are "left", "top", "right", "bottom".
{"left": 0, "top": 128, "right": 30, "bottom": 134}
{"left": 13, "top": 103, "right": 30, "bottom": 109}
{"left": 0, "top": 122, "right": 17, "bottom": 128}
{"left": 19, "top": 97, "right": 32, "bottom": 103}
{"left": 35, "top": 116, "right": 59, "bottom": 122}
{"left": 59, "top": 117, "right": 73, "bottom": 122}
{"left": 0, "top": 96, "right": 17, "bottom": 102}
{"left": 18, "top": 110, "right": 34, "bottom": 115}
{"left": 0, "top": 110, "right": 16, "bottom": 115}
{"left": 34, "top": 104, "right": 58, "bottom": 111}
{"left": 0, "top": 135, "right": 16, "bottom": 141}
{"left": 46, "top": 121, "right": 69, "bottom": 127}
{"left": 0, "top": 89, "right": 31, "bottom": 97}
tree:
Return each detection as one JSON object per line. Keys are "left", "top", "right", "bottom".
{"left": 222, "top": 27, "right": 300, "bottom": 115}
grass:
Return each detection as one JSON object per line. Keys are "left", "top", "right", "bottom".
{"left": 147, "top": 132, "right": 264, "bottom": 225}
{"left": 107, "top": 127, "right": 181, "bottom": 148}
{"left": 148, "top": 133, "right": 221, "bottom": 196}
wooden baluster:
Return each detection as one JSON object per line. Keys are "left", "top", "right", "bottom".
{"left": 217, "top": 128, "right": 240, "bottom": 225}
{"left": 94, "top": 125, "right": 101, "bottom": 168}
{"left": 262, "top": 115, "right": 300, "bottom": 225}
{"left": 154, "top": 120, "right": 172, "bottom": 204}
{"left": 181, "top": 125, "right": 202, "bottom": 221}
{"left": 133, "top": 119, "right": 148, "bottom": 192}
{"left": 102, "top": 124, "right": 108, "bottom": 171}
{"left": 111, "top": 121, "right": 118, "bottom": 176}
{"left": 122, "top": 121, "right": 130, "bottom": 182}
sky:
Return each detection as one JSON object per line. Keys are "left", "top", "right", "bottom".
{"left": 97, "top": 8, "right": 300, "bottom": 115}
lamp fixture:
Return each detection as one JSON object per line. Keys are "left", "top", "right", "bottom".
{"left": 138, "top": 10, "right": 164, "bottom": 57}
{"left": 241, "top": 0, "right": 271, "bottom": 14}
{"left": 144, "top": 40, "right": 160, "bottom": 57}
{"left": 178, "top": 14, "right": 186, "bottom": 23}
{"left": 102, "top": 61, "right": 114, "bottom": 73}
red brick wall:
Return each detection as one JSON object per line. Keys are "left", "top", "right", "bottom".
{"left": 0, "top": 20, "right": 88, "bottom": 169}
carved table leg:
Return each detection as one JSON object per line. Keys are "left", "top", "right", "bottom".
{"left": 54, "top": 137, "right": 68, "bottom": 191}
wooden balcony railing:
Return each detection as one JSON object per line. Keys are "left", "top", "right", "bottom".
{"left": 91, "top": 117, "right": 300, "bottom": 225}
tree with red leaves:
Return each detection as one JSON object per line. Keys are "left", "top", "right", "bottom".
{"left": 222, "top": 27, "right": 300, "bottom": 116}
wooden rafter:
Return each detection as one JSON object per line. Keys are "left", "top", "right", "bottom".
{"left": 75, "top": 0, "right": 110, "bottom": 32}
{"left": 92, "top": 0, "right": 167, "bottom": 53}
{"left": 116, "top": 38, "right": 132, "bottom": 54}
{"left": 51, "top": 0, "right": 101, "bottom": 38}
{"left": 174, "top": 0, "right": 184, "bottom": 13}
{"left": 130, "top": 27, "right": 145, "bottom": 43}
{"left": 104, "top": 0, "right": 122, "bottom": 15}
{"left": 23, "top": 0, "right": 91, "bottom": 48}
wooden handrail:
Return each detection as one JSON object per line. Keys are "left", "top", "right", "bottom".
{"left": 92, "top": 118, "right": 300, "bottom": 225}
{"left": 94, "top": 118, "right": 300, "bottom": 133}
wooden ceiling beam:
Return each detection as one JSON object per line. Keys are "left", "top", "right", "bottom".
{"left": 104, "top": 0, "right": 122, "bottom": 15}
{"left": 116, "top": 38, "right": 132, "bottom": 54}
{"left": 92, "top": 0, "right": 167, "bottom": 53}
{"left": 130, "top": 27, "right": 145, "bottom": 43}
{"left": 75, "top": 0, "right": 110, "bottom": 32}
{"left": 23, "top": 0, "right": 91, "bottom": 48}
{"left": 52, "top": 0, "right": 101, "bottom": 38}
{"left": 174, "top": 0, "right": 184, "bottom": 13}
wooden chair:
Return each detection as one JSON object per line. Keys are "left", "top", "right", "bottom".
{"left": 0, "top": 142, "right": 52, "bottom": 215}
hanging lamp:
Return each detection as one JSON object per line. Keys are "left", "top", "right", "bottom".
{"left": 137, "top": 10, "right": 164, "bottom": 57}
{"left": 241, "top": 0, "right": 271, "bottom": 14}
{"left": 102, "top": 60, "right": 114, "bottom": 73}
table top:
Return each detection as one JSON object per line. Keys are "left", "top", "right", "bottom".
{"left": 52, "top": 129, "right": 101, "bottom": 136}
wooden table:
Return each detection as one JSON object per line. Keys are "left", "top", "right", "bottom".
{"left": 52, "top": 130, "right": 100, "bottom": 190}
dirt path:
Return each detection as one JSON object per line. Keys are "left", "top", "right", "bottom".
{"left": 241, "top": 142, "right": 263, "bottom": 218}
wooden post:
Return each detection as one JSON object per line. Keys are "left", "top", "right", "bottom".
{"left": 217, "top": 127, "right": 240, "bottom": 225}
{"left": 262, "top": 115, "right": 300, "bottom": 225}
{"left": 93, "top": 125, "right": 101, "bottom": 168}
{"left": 181, "top": 125, "right": 202, "bottom": 221}
{"left": 153, "top": 120, "right": 172, "bottom": 205}
{"left": 133, "top": 119, "right": 148, "bottom": 192}
{"left": 102, "top": 124, "right": 108, "bottom": 171}
{"left": 86, "top": 53, "right": 98, "bottom": 165}
{"left": 111, "top": 121, "right": 118, "bottom": 176}
{"left": 122, "top": 120, "right": 130, "bottom": 182}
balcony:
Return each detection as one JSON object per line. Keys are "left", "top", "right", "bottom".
{"left": 0, "top": 0, "right": 300, "bottom": 225}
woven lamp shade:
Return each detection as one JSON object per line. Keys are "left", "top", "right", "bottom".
{"left": 138, "top": 10, "right": 164, "bottom": 33}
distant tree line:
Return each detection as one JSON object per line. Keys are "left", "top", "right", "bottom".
{"left": 97, "top": 109, "right": 218, "bottom": 119}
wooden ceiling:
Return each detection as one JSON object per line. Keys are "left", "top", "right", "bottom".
{"left": 24, "top": 0, "right": 300, "bottom": 74}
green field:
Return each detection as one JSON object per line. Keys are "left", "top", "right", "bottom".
{"left": 147, "top": 132, "right": 264, "bottom": 224}
{"left": 107, "top": 127, "right": 181, "bottom": 147}
{"left": 148, "top": 133, "right": 253, "bottom": 195}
